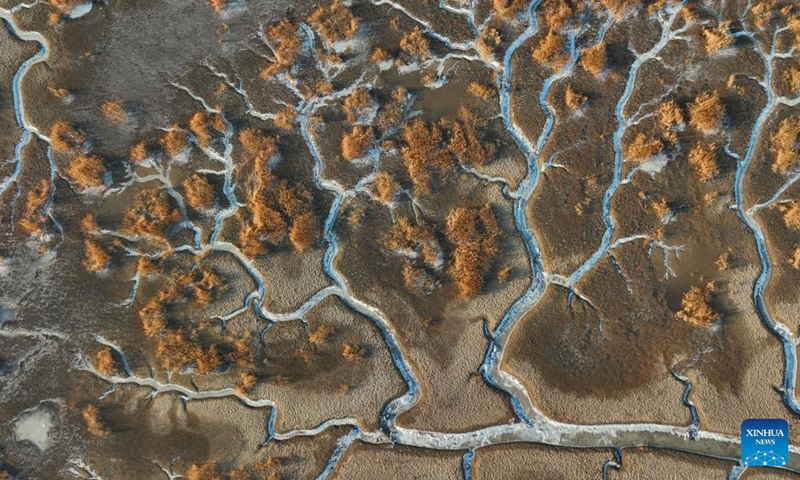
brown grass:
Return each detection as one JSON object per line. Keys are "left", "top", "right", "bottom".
{"left": 675, "top": 282, "right": 718, "bottom": 327}
{"left": 49, "top": 121, "right": 84, "bottom": 153}
{"left": 80, "top": 213, "right": 99, "bottom": 233}
{"left": 532, "top": 30, "right": 568, "bottom": 70}
{"left": 82, "top": 239, "right": 110, "bottom": 272}
{"left": 47, "top": 0, "right": 83, "bottom": 13}
{"left": 579, "top": 43, "right": 604, "bottom": 75}
{"left": 400, "top": 119, "right": 454, "bottom": 193}
{"left": 779, "top": 200, "right": 800, "bottom": 229}
{"left": 564, "top": 85, "right": 587, "bottom": 110}
{"left": 342, "top": 125, "right": 373, "bottom": 160}
{"left": 160, "top": 126, "right": 189, "bottom": 156}
{"left": 441, "top": 109, "right": 488, "bottom": 166}
{"left": 343, "top": 88, "right": 372, "bottom": 123}
{"left": 770, "top": 116, "right": 800, "bottom": 174}
{"left": 656, "top": 100, "right": 684, "bottom": 128}
{"left": 688, "top": 91, "right": 724, "bottom": 131}
{"left": 186, "top": 462, "right": 221, "bottom": 480}
{"left": 308, "top": 1, "right": 358, "bottom": 44}
{"left": 189, "top": 112, "right": 226, "bottom": 149}
{"left": 688, "top": 143, "right": 719, "bottom": 182}
{"left": 81, "top": 405, "right": 108, "bottom": 436}
{"left": 183, "top": 174, "right": 215, "bottom": 211}
{"left": 385, "top": 217, "right": 442, "bottom": 268}
{"left": 492, "top": 0, "right": 527, "bottom": 21}
{"left": 64, "top": 154, "right": 106, "bottom": 189}
{"left": 790, "top": 246, "right": 800, "bottom": 269}
{"left": 624, "top": 133, "right": 662, "bottom": 162}
{"left": 400, "top": 27, "right": 429, "bottom": 59}
{"left": 444, "top": 205, "right": 501, "bottom": 298}
{"left": 129, "top": 141, "right": 148, "bottom": 162}
{"left": 289, "top": 212, "right": 319, "bottom": 253}
{"left": 372, "top": 171, "right": 397, "bottom": 203}
{"left": 16, "top": 179, "right": 49, "bottom": 236}
{"left": 139, "top": 297, "right": 166, "bottom": 337}
{"left": 784, "top": 67, "right": 800, "bottom": 93}
{"left": 342, "top": 343, "right": 365, "bottom": 361}
{"left": 93, "top": 347, "right": 117, "bottom": 376}
{"left": 98, "top": 100, "right": 126, "bottom": 125}
{"left": 467, "top": 82, "right": 494, "bottom": 100}
{"left": 156, "top": 331, "right": 221, "bottom": 374}
{"left": 122, "top": 189, "right": 181, "bottom": 237}
{"left": 702, "top": 23, "right": 733, "bottom": 52}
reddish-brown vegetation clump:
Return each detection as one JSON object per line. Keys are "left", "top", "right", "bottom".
{"left": 532, "top": 30, "right": 568, "bottom": 70}
{"left": 492, "top": 0, "right": 527, "bottom": 20}
{"left": 49, "top": 121, "right": 84, "bottom": 152}
{"left": 64, "top": 154, "right": 106, "bottom": 190}
{"left": 675, "top": 282, "right": 718, "bottom": 327}
{"left": 444, "top": 205, "right": 501, "bottom": 298}
{"left": 185, "top": 462, "right": 222, "bottom": 480}
{"left": 440, "top": 108, "right": 489, "bottom": 166}
{"left": 343, "top": 88, "right": 372, "bottom": 123}
{"left": 770, "top": 116, "right": 800, "bottom": 174}
{"left": 16, "top": 179, "right": 49, "bottom": 236}
{"left": 98, "top": 100, "right": 126, "bottom": 125}
{"left": 376, "top": 88, "right": 408, "bottom": 133}
{"left": 156, "top": 331, "right": 221, "bottom": 374}
{"left": 579, "top": 43, "right": 604, "bottom": 75}
{"left": 656, "top": 100, "right": 684, "bottom": 128}
{"left": 564, "top": 85, "right": 587, "bottom": 110}
{"left": 342, "top": 343, "right": 365, "bottom": 361}
{"left": 399, "top": 27, "right": 429, "bottom": 59}
{"left": 779, "top": 200, "right": 800, "bottom": 229}
{"left": 160, "top": 126, "right": 189, "bottom": 156}
{"left": 399, "top": 119, "right": 454, "bottom": 193}
{"left": 208, "top": 0, "right": 228, "bottom": 12}
{"left": 183, "top": 174, "right": 215, "bottom": 211}
{"left": 688, "top": 91, "right": 724, "bottom": 131}
{"left": 121, "top": 189, "right": 181, "bottom": 237}
{"left": 93, "top": 347, "right": 117, "bottom": 376}
{"left": 372, "top": 172, "right": 397, "bottom": 203}
{"left": 82, "top": 239, "right": 110, "bottom": 272}
{"left": 81, "top": 405, "right": 108, "bottom": 436}
{"left": 189, "top": 112, "right": 226, "bottom": 149}
{"left": 688, "top": 143, "right": 719, "bottom": 182}
{"left": 259, "top": 19, "right": 301, "bottom": 78}
{"left": 341, "top": 125, "right": 373, "bottom": 160}
{"left": 289, "top": 212, "right": 319, "bottom": 253}
{"left": 790, "top": 246, "right": 800, "bottom": 269}
{"left": 129, "top": 141, "right": 148, "bottom": 162}
{"left": 467, "top": 82, "right": 494, "bottom": 100}
{"left": 308, "top": 0, "right": 359, "bottom": 44}
{"left": 624, "top": 133, "right": 662, "bottom": 162}
{"left": 702, "top": 22, "right": 733, "bottom": 52}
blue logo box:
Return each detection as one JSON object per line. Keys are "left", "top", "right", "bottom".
{"left": 741, "top": 418, "right": 789, "bottom": 467}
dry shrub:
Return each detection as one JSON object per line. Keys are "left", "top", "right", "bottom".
{"left": 715, "top": 250, "right": 732, "bottom": 271}
{"left": 82, "top": 239, "right": 110, "bottom": 272}
{"left": 702, "top": 23, "right": 733, "bottom": 52}
{"left": 492, "top": 0, "right": 527, "bottom": 20}
{"left": 272, "top": 106, "right": 297, "bottom": 131}
{"left": 688, "top": 143, "right": 719, "bottom": 182}
{"left": 186, "top": 462, "right": 221, "bottom": 480}
{"left": 122, "top": 189, "right": 181, "bottom": 237}
{"left": 342, "top": 343, "right": 365, "bottom": 361}
{"left": 532, "top": 30, "right": 567, "bottom": 69}
{"left": 47, "top": 0, "right": 82, "bottom": 14}
{"left": 309, "top": 324, "right": 334, "bottom": 346}
{"left": 17, "top": 179, "right": 49, "bottom": 235}
{"left": 624, "top": 133, "right": 662, "bottom": 162}
{"left": 770, "top": 116, "right": 800, "bottom": 174}
{"left": 236, "top": 372, "right": 257, "bottom": 394}
{"left": 400, "top": 119, "right": 454, "bottom": 193}
{"left": 308, "top": 0, "right": 358, "bottom": 44}
{"left": 48, "top": 86, "right": 69, "bottom": 99}
{"left": 688, "top": 91, "right": 724, "bottom": 131}
{"left": 139, "top": 297, "right": 167, "bottom": 337}
{"left": 289, "top": 212, "right": 319, "bottom": 253}
{"left": 785, "top": 67, "right": 800, "bottom": 92}
{"left": 343, "top": 88, "right": 372, "bottom": 123}
{"left": 81, "top": 405, "right": 108, "bottom": 436}
{"left": 779, "top": 200, "right": 800, "bottom": 229}
{"left": 183, "top": 174, "right": 215, "bottom": 211}
{"left": 564, "top": 85, "right": 587, "bottom": 110}
{"left": 189, "top": 112, "right": 225, "bottom": 149}
{"left": 160, "top": 126, "right": 188, "bottom": 156}
{"left": 445, "top": 205, "right": 501, "bottom": 298}
{"left": 65, "top": 154, "right": 106, "bottom": 189}
{"left": 93, "top": 347, "right": 116, "bottom": 376}
{"left": 675, "top": 282, "right": 718, "bottom": 327}
{"left": 156, "top": 331, "right": 221, "bottom": 374}
{"left": 98, "top": 100, "right": 126, "bottom": 124}
{"left": 369, "top": 47, "right": 388, "bottom": 63}
{"left": 467, "top": 82, "right": 494, "bottom": 100}
{"left": 790, "top": 247, "right": 800, "bottom": 269}
{"left": 540, "top": 0, "right": 575, "bottom": 31}
{"left": 129, "top": 141, "right": 147, "bottom": 162}
{"left": 656, "top": 100, "right": 684, "bottom": 128}
{"left": 400, "top": 27, "right": 429, "bottom": 59}
{"left": 49, "top": 121, "right": 83, "bottom": 152}
{"left": 208, "top": 0, "right": 228, "bottom": 12}
{"left": 178, "top": 268, "right": 225, "bottom": 306}
{"left": 80, "top": 213, "right": 99, "bottom": 233}
{"left": 376, "top": 88, "right": 407, "bottom": 133}
{"left": 239, "top": 128, "right": 277, "bottom": 167}
{"left": 579, "top": 43, "right": 604, "bottom": 75}
{"left": 259, "top": 19, "right": 301, "bottom": 78}
{"left": 372, "top": 171, "right": 397, "bottom": 203}
{"left": 599, "top": 0, "right": 638, "bottom": 15}
{"left": 497, "top": 265, "right": 512, "bottom": 282}
{"left": 385, "top": 218, "right": 441, "bottom": 266}
{"left": 441, "top": 109, "right": 488, "bottom": 166}
{"left": 342, "top": 125, "right": 373, "bottom": 160}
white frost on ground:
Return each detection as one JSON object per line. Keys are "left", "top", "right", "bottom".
{"left": 13, "top": 408, "right": 55, "bottom": 451}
